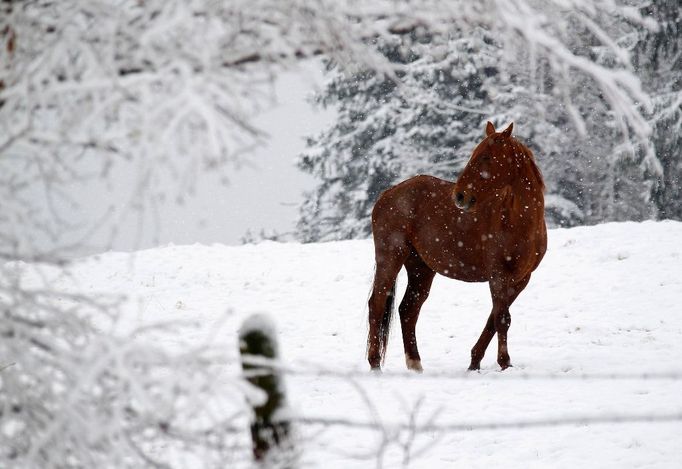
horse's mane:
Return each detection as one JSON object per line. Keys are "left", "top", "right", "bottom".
{"left": 509, "top": 137, "right": 545, "bottom": 193}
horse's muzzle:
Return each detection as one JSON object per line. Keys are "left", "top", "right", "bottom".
{"left": 455, "top": 192, "right": 476, "bottom": 211}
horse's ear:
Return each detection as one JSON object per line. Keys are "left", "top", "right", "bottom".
{"left": 485, "top": 121, "right": 496, "bottom": 137}
{"left": 501, "top": 122, "right": 514, "bottom": 139}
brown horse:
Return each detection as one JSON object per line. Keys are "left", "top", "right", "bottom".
{"left": 367, "top": 121, "right": 547, "bottom": 372}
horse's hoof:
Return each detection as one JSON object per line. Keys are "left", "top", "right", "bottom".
{"left": 405, "top": 357, "right": 423, "bottom": 373}
{"left": 499, "top": 363, "right": 512, "bottom": 371}
{"left": 370, "top": 366, "right": 382, "bottom": 374}
{"left": 468, "top": 361, "right": 481, "bottom": 371}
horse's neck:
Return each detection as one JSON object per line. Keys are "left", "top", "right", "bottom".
{"left": 509, "top": 156, "right": 544, "bottom": 221}
{"left": 494, "top": 181, "right": 544, "bottom": 229}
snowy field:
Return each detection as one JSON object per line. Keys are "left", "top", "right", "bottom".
{"left": 49, "top": 221, "right": 682, "bottom": 467}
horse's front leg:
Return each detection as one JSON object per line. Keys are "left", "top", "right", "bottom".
{"left": 493, "top": 304, "right": 512, "bottom": 370}
{"left": 469, "top": 275, "right": 530, "bottom": 370}
{"left": 468, "top": 304, "right": 512, "bottom": 370}
{"left": 494, "top": 275, "right": 531, "bottom": 369}
{"left": 468, "top": 312, "right": 495, "bottom": 371}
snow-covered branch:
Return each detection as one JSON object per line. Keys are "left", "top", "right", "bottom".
{"left": 0, "top": 264, "right": 247, "bottom": 467}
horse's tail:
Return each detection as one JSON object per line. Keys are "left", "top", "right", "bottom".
{"left": 379, "top": 282, "right": 397, "bottom": 363}
{"left": 366, "top": 274, "right": 397, "bottom": 365}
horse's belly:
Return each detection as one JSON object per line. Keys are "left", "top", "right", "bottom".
{"left": 443, "top": 268, "right": 488, "bottom": 283}
{"left": 413, "top": 240, "right": 490, "bottom": 282}
{"left": 438, "top": 262, "right": 489, "bottom": 283}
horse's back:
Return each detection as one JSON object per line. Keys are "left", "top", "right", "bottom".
{"left": 372, "top": 174, "right": 453, "bottom": 229}
{"left": 371, "top": 175, "right": 456, "bottom": 253}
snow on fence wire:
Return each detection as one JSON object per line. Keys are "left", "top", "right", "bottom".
{"left": 260, "top": 362, "right": 682, "bottom": 382}
{"left": 238, "top": 315, "right": 682, "bottom": 465}
{"left": 294, "top": 410, "right": 682, "bottom": 433}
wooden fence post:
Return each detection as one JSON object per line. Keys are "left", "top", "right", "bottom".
{"left": 239, "top": 314, "right": 293, "bottom": 466}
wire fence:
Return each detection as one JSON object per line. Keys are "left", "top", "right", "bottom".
{"left": 240, "top": 354, "right": 682, "bottom": 432}
{"left": 238, "top": 322, "right": 682, "bottom": 467}
{"left": 296, "top": 411, "right": 682, "bottom": 433}
{"left": 277, "top": 362, "right": 682, "bottom": 382}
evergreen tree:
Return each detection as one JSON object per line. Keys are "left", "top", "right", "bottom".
{"left": 634, "top": 0, "right": 682, "bottom": 220}
{"left": 296, "top": 28, "right": 545, "bottom": 241}
{"left": 296, "top": 5, "right": 672, "bottom": 241}
{"left": 296, "top": 29, "right": 582, "bottom": 240}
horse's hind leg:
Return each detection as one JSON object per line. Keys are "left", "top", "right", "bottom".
{"left": 399, "top": 250, "right": 435, "bottom": 372}
{"left": 367, "top": 243, "right": 409, "bottom": 370}
{"left": 469, "top": 274, "right": 531, "bottom": 371}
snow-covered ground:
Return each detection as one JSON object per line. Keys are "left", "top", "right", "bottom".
{"left": 52, "top": 221, "right": 682, "bottom": 467}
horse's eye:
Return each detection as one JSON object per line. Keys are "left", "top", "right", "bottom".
{"left": 480, "top": 170, "right": 491, "bottom": 180}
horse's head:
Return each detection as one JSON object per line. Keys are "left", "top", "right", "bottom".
{"left": 454, "top": 121, "right": 542, "bottom": 212}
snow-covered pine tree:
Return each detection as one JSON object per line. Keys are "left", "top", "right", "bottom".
{"left": 634, "top": 0, "right": 682, "bottom": 221}
{"left": 551, "top": 8, "right": 666, "bottom": 224}
{"left": 491, "top": 1, "right": 665, "bottom": 225}
{"left": 296, "top": 28, "right": 521, "bottom": 242}
{"left": 296, "top": 4, "right": 667, "bottom": 241}
{"left": 296, "top": 29, "right": 584, "bottom": 241}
